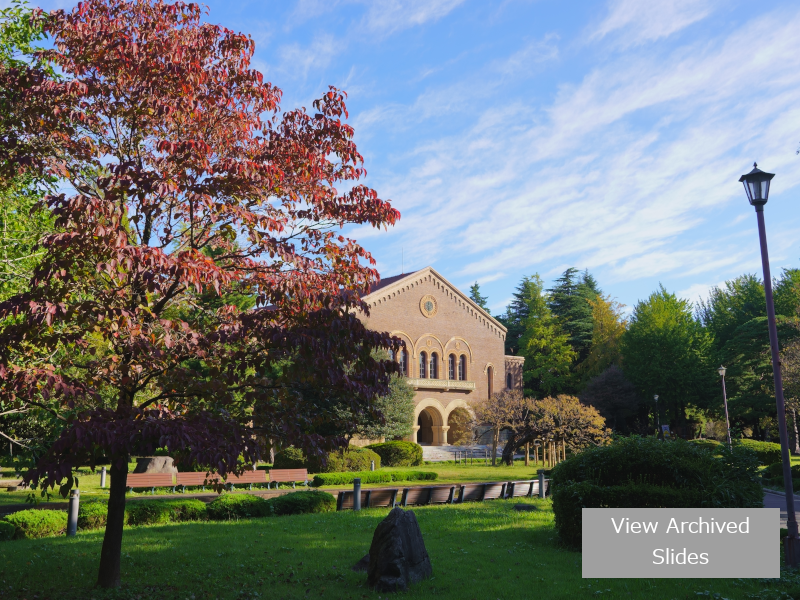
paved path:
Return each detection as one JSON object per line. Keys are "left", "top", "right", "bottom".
{"left": 763, "top": 490, "right": 800, "bottom": 528}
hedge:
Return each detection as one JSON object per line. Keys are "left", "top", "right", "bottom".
{"left": 736, "top": 439, "right": 782, "bottom": 465}
{"left": 3, "top": 509, "right": 67, "bottom": 539}
{"left": 126, "top": 499, "right": 207, "bottom": 526}
{"left": 206, "top": 491, "right": 336, "bottom": 520}
{"left": 312, "top": 470, "right": 438, "bottom": 487}
{"left": 273, "top": 446, "right": 382, "bottom": 473}
{"left": 553, "top": 481, "right": 706, "bottom": 548}
{"left": 78, "top": 499, "right": 109, "bottom": 529}
{"left": 689, "top": 439, "right": 723, "bottom": 453}
{"left": 551, "top": 437, "right": 763, "bottom": 549}
{"left": 366, "top": 441, "right": 423, "bottom": 467}
{"left": 0, "top": 521, "right": 14, "bottom": 541}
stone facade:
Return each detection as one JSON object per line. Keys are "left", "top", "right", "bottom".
{"left": 360, "top": 266, "right": 524, "bottom": 446}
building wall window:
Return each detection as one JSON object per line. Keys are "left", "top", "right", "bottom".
{"left": 448, "top": 354, "right": 456, "bottom": 379}
{"left": 399, "top": 348, "right": 407, "bottom": 376}
{"left": 419, "top": 351, "right": 427, "bottom": 378}
{"left": 506, "top": 372, "right": 513, "bottom": 388}
{"left": 458, "top": 355, "right": 467, "bottom": 381}
{"left": 487, "top": 366, "right": 494, "bottom": 397}
{"left": 429, "top": 352, "right": 438, "bottom": 379}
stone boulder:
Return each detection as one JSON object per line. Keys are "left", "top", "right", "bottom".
{"left": 367, "top": 507, "right": 432, "bottom": 592}
{"left": 133, "top": 456, "right": 177, "bottom": 474}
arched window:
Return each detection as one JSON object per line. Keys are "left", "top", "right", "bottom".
{"left": 419, "top": 351, "right": 427, "bottom": 378}
{"left": 399, "top": 348, "right": 407, "bottom": 376}
{"left": 458, "top": 355, "right": 467, "bottom": 381}
{"left": 429, "top": 352, "right": 438, "bottom": 379}
{"left": 506, "top": 372, "right": 513, "bottom": 389}
{"left": 487, "top": 366, "right": 494, "bottom": 397}
{"left": 448, "top": 354, "right": 456, "bottom": 380}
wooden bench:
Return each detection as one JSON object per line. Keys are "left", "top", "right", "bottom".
{"left": 125, "top": 473, "right": 174, "bottom": 494}
{"left": 457, "top": 482, "right": 507, "bottom": 503}
{"left": 428, "top": 485, "right": 456, "bottom": 504}
{"left": 226, "top": 470, "right": 266, "bottom": 491}
{"left": 174, "top": 472, "right": 221, "bottom": 493}
{"left": 267, "top": 468, "right": 309, "bottom": 489}
{"left": 400, "top": 486, "right": 433, "bottom": 506}
{"left": 506, "top": 480, "right": 536, "bottom": 499}
{"left": 337, "top": 488, "right": 399, "bottom": 510}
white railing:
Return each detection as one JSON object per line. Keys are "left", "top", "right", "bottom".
{"left": 405, "top": 378, "right": 476, "bottom": 391}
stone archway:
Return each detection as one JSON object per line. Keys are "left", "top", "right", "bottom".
{"left": 413, "top": 399, "right": 446, "bottom": 446}
{"left": 444, "top": 400, "right": 475, "bottom": 446}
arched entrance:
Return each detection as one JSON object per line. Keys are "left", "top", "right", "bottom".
{"left": 447, "top": 407, "right": 472, "bottom": 445}
{"left": 417, "top": 409, "right": 435, "bottom": 445}
{"left": 413, "top": 400, "right": 446, "bottom": 446}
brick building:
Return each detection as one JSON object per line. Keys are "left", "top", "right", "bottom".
{"left": 360, "top": 266, "right": 524, "bottom": 446}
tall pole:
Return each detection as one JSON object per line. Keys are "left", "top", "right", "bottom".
{"left": 655, "top": 395, "right": 662, "bottom": 440}
{"left": 754, "top": 205, "right": 800, "bottom": 566}
{"left": 721, "top": 373, "right": 732, "bottom": 448}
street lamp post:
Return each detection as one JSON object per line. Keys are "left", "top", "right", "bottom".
{"left": 739, "top": 163, "right": 800, "bottom": 566}
{"left": 654, "top": 394, "right": 662, "bottom": 440}
{"left": 718, "top": 366, "right": 732, "bottom": 447}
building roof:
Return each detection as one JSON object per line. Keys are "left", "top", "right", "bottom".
{"left": 367, "top": 270, "right": 422, "bottom": 295}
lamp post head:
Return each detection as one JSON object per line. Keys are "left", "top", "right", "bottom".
{"left": 718, "top": 365, "right": 727, "bottom": 377}
{"left": 739, "top": 162, "right": 775, "bottom": 206}
{"left": 654, "top": 394, "right": 659, "bottom": 402}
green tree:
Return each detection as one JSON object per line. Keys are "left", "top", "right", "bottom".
{"left": 698, "top": 274, "right": 765, "bottom": 350}
{"left": 580, "top": 365, "right": 640, "bottom": 432}
{"left": 352, "top": 371, "right": 415, "bottom": 442}
{"left": 519, "top": 275, "right": 576, "bottom": 397}
{"left": 621, "top": 286, "right": 715, "bottom": 437}
{"left": 578, "top": 294, "right": 627, "bottom": 383}
{"left": 499, "top": 275, "right": 540, "bottom": 355}
{"left": 547, "top": 267, "right": 600, "bottom": 361}
{"left": 469, "top": 281, "right": 490, "bottom": 314}
{"left": 775, "top": 268, "right": 800, "bottom": 318}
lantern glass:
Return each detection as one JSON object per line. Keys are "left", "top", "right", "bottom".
{"left": 739, "top": 163, "right": 775, "bottom": 206}
{"left": 718, "top": 366, "right": 726, "bottom": 377}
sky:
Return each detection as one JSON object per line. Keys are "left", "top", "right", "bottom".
{"left": 29, "top": 0, "right": 800, "bottom": 315}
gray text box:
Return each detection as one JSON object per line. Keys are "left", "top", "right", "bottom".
{"left": 582, "top": 508, "right": 778, "bottom": 578}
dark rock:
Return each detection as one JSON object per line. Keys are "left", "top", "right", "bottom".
{"left": 352, "top": 553, "right": 370, "bottom": 572}
{"left": 133, "top": 457, "right": 177, "bottom": 474}
{"left": 367, "top": 507, "right": 432, "bottom": 592}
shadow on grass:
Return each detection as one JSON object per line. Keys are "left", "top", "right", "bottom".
{"left": 0, "top": 498, "right": 793, "bottom": 599}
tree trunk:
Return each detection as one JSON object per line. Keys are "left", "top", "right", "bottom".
{"left": 491, "top": 427, "right": 499, "bottom": 466}
{"left": 793, "top": 409, "right": 800, "bottom": 456}
{"left": 97, "top": 460, "right": 129, "bottom": 588}
{"left": 525, "top": 442, "right": 530, "bottom": 467}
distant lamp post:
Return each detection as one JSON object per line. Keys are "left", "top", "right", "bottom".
{"left": 739, "top": 162, "right": 799, "bottom": 566}
{"left": 654, "top": 394, "right": 662, "bottom": 440}
{"left": 718, "top": 366, "right": 732, "bottom": 447}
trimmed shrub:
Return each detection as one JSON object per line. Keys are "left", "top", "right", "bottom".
{"left": 0, "top": 521, "right": 14, "bottom": 541}
{"left": 206, "top": 494, "right": 272, "bottom": 520}
{"left": 551, "top": 437, "right": 763, "bottom": 549}
{"left": 4, "top": 509, "right": 67, "bottom": 539}
{"left": 273, "top": 447, "right": 306, "bottom": 470}
{"left": 366, "top": 441, "right": 423, "bottom": 467}
{"left": 689, "top": 439, "right": 723, "bottom": 453}
{"left": 267, "top": 491, "right": 335, "bottom": 516}
{"left": 78, "top": 499, "right": 109, "bottom": 530}
{"left": 312, "top": 470, "right": 437, "bottom": 487}
{"left": 736, "top": 439, "right": 782, "bottom": 465}
{"left": 764, "top": 462, "right": 800, "bottom": 480}
{"left": 126, "top": 499, "right": 207, "bottom": 526}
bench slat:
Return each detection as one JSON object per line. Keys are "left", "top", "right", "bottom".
{"left": 126, "top": 473, "right": 174, "bottom": 486}
{"left": 268, "top": 469, "right": 308, "bottom": 483}
{"left": 226, "top": 471, "right": 265, "bottom": 484}
{"left": 175, "top": 472, "right": 221, "bottom": 485}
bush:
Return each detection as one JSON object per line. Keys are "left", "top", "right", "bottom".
{"left": 0, "top": 521, "right": 14, "bottom": 541}
{"left": 551, "top": 437, "right": 763, "bottom": 549}
{"left": 273, "top": 447, "right": 307, "bottom": 470}
{"left": 206, "top": 494, "right": 272, "bottom": 520}
{"left": 3, "top": 509, "right": 67, "bottom": 539}
{"left": 312, "top": 470, "right": 437, "bottom": 487}
{"left": 274, "top": 446, "right": 382, "bottom": 473}
{"left": 78, "top": 499, "right": 109, "bottom": 530}
{"left": 736, "top": 439, "right": 782, "bottom": 465}
{"left": 366, "top": 441, "right": 423, "bottom": 467}
{"left": 126, "top": 499, "right": 207, "bottom": 526}
{"left": 689, "top": 439, "right": 723, "bottom": 453}
{"left": 267, "top": 491, "right": 335, "bottom": 516}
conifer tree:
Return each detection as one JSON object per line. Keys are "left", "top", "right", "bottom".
{"left": 469, "top": 281, "right": 490, "bottom": 314}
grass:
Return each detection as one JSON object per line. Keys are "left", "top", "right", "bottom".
{"left": 1, "top": 497, "right": 797, "bottom": 599}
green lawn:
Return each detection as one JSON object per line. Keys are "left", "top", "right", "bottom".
{"left": 2, "top": 497, "right": 798, "bottom": 599}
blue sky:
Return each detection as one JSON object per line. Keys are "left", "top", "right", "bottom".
{"left": 33, "top": 0, "right": 800, "bottom": 314}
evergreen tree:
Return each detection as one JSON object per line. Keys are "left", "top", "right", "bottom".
{"left": 469, "top": 281, "right": 490, "bottom": 314}
{"left": 698, "top": 274, "right": 765, "bottom": 351}
{"left": 775, "top": 268, "right": 800, "bottom": 318}
{"left": 547, "top": 267, "right": 599, "bottom": 361}
{"left": 578, "top": 294, "right": 627, "bottom": 383}
{"left": 519, "top": 275, "right": 576, "bottom": 397}
{"left": 499, "top": 275, "right": 540, "bottom": 355}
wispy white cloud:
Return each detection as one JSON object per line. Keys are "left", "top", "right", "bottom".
{"left": 274, "top": 33, "right": 342, "bottom": 81}
{"left": 355, "top": 8, "right": 800, "bottom": 290}
{"left": 591, "top": 0, "right": 719, "bottom": 47}
{"left": 362, "top": 0, "right": 466, "bottom": 35}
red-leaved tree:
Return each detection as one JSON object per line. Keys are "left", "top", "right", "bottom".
{"left": 0, "top": 0, "right": 400, "bottom": 588}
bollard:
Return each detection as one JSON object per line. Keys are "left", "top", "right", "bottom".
{"left": 353, "top": 478, "right": 361, "bottom": 511}
{"left": 67, "top": 489, "right": 80, "bottom": 536}
{"left": 538, "top": 469, "right": 546, "bottom": 499}
{"left": 100, "top": 466, "right": 106, "bottom": 489}
{"left": 370, "top": 460, "right": 375, "bottom": 472}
